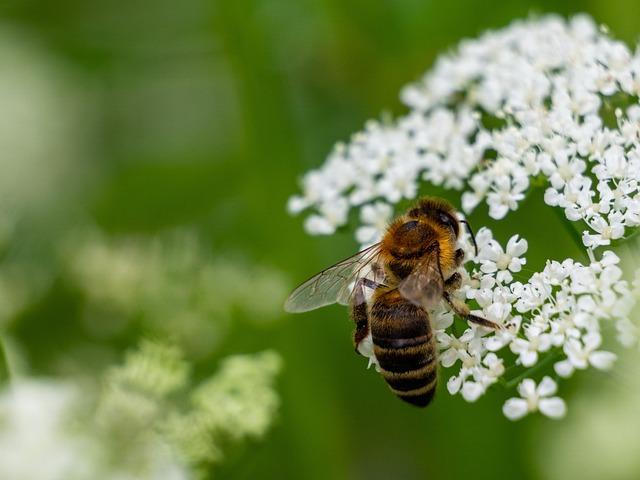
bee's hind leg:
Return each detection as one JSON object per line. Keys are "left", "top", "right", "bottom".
{"left": 350, "top": 278, "right": 382, "bottom": 353}
{"left": 442, "top": 291, "right": 503, "bottom": 331}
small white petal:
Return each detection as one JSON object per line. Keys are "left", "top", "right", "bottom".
{"left": 461, "top": 382, "right": 485, "bottom": 402}
{"left": 583, "top": 331, "right": 602, "bottom": 350}
{"left": 440, "top": 349, "right": 458, "bottom": 368}
{"left": 432, "top": 311, "right": 454, "bottom": 330}
{"left": 517, "top": 379, "right": 536, "bottom": 398}
{"left": 287, "top": 195, "right": 308, "bottom": 213}
{"left": 447, "top": 375, "right": 462, "bottom": 395}
{"left": 537, "top": 376, "right": 558, "bottom": 397}
{"left": 520, "top": 350, "right": 538, "bottom": 367}
{"left": 506, "top": 235, "right": 528, "bottom": 257}
{"left": 589, "top": 351, "right": 617, "bottom": 370}
{"left": 304, "top": 216, "right": 335, "bottom": 235}
{"left": 485, "top": 335, "right": 508, "bottom": 351}
{"left": 503, "top": 398, "right": 529, "bottom": 421}
{"left": 554, "top": 359, "right": 575, "bottom": 378}
{"left": 538, "top": 397, "right": 567, "bottom": 419}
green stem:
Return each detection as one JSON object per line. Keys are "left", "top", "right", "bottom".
{"left": 504, "top": 350, "right": 561, "bottom": 390}
{"left": 0, "top": 337, "right": 10, "bottom": 385}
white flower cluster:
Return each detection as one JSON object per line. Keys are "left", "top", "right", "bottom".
{"left": 287, "top": 14, "right": 640, "bottom": 419}
{"left": 443, "top": 228, "right": 633, "bottom": 419}
{"left": 289, "top": 14, "right": 640, "bottom": 246}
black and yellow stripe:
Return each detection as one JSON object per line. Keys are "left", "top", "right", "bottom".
{"left": 370, "top": 289, "right": 438, "bottom": 408}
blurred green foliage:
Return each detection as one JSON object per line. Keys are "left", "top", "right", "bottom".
{"left": 1, "top": 0, "right": 639, "bottom": 478}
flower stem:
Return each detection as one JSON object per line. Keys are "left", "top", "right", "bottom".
{"left": 0, "top": 337, "right": 9, "bottom": 385}
{"left": 504, "top": 350, "right": 561, "bottom": 389}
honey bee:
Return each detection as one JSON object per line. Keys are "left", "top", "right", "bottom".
{"left": 285, "top": 197, "right": 501, "bottom": 407}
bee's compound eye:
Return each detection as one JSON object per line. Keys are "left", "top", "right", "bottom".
{"left": 437, "top": 212, "right": 456, "bottom": 231}
{"left": 438, "top": 212, "right": 451, "bottom": 225}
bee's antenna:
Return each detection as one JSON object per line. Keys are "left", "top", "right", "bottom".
{"left": 460, "top": 220, "right": 478, "bottom": 257}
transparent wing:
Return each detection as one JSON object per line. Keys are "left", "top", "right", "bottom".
{"left": 398, "top": 243, "right": 443, "bottom": 310}
{"left": 284, "top": 243, "right": 382, "bottom": 313}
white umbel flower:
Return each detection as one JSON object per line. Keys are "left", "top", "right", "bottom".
{"left": 291, "top": 14, "right": 640, "bottom": 247}
{"left": 288, "top": 14, "right": 640, "bottom": 419}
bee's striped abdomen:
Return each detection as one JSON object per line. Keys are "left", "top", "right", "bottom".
{"left": 370, "top": 289, "right": 437, "bottom": 407}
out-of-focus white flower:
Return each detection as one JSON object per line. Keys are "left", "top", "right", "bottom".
{"left": 355, "top": 201, "right": 394, "bottom": 246}
{"left": 616, "top": 318, "right": 638, "bottom": 347}
{"left": 0, "top": 343, "right": 283, "bottom": 479}
{"left": 105, "top": 340, "right": 189, "bottom": 399}
{"left": 503, "top": 377, "right": 567, "bottom": 420}
{"left": 192, "top": 350, "right": 281, "bottom": 441}
{"left": 0, "top": 381, "right": 92, "bottom": 480}
{"left": 62, "top": 229, "right": 288, "bottom": 358}
{"left": 163, "top": 350, "right": 282, "bottom": 468}
{"left": 0, "top": 379, "right": 190, "bottom": 480}
{"left": 304, "top": 198, "right": 349, "bottom": 235}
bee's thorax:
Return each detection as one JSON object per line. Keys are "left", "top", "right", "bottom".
{"left": 380, "top": 214, "right": 458, "bottom": 284}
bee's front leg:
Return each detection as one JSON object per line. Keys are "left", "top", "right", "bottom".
{"left": 443, "top": 291, "right": 502, "bottom": 330}
{"left": 443, "top": 249, "right": 465, "bottom": 292}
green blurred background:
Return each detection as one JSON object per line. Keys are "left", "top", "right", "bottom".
{"left": 1, "top": 0, "right": 639, "bottom": 479}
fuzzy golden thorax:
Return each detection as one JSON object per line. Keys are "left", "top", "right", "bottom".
{"left": 379, "top": 198, "right": 460, "bottom": 284}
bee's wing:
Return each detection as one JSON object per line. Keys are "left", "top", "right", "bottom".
{"left": 398, "top": 243, "right": 444, "bottom": 310}
{"left": 284, "top": 243, "right": 382, "bottom": 313}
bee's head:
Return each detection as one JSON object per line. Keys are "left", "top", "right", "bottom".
{"left": 407, "top": 198, "right": 460, "bottom": 238}
{"left": 432, "top": 209, "right": 460, "bottom": 237}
